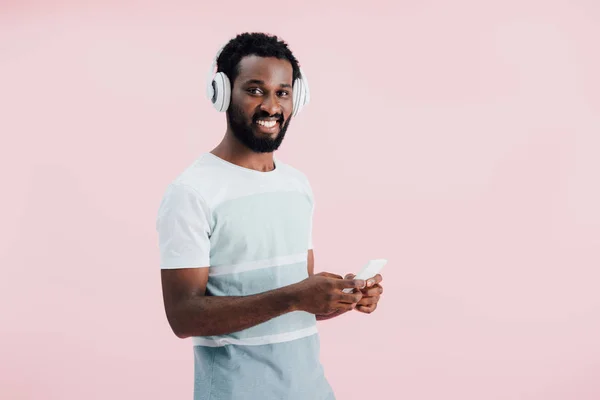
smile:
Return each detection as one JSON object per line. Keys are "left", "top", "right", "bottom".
{"left": 256, "top": 119, "right": 278, "bottom": 128}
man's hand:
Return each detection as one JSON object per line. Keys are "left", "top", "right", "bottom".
{"left": 293, "top": 272, "right": 365, "bottom": 316}
{"left": 344, "top": 273, "right": 383, "bottom": 314}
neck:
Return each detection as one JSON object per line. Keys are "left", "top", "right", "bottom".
{"left": 211, "top": 129, "right": 276, "bottom": 172}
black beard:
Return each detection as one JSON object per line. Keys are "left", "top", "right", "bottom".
{"left": 227, "top": 103, "right": 291, "bottom": 153}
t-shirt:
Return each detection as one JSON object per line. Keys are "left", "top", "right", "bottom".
{"left": 155, "top": 152, "right": 335, "bottom": 400}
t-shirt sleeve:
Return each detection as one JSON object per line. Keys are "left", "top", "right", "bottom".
{"left": 156, "top": 182, "right": 212, "bottom": 269}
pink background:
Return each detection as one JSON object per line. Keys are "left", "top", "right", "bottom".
{"left": 1, "top": 1, "right": 600, "bottom": 399}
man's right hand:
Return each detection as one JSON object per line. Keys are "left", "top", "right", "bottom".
{"left": 292, "top": 272, "right": 366, "bottom": 315}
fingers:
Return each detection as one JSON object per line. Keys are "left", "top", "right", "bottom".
{"left": 336, "top": 303, "right": 358, "bottom": 313}
{"left": 338, "top": 278, "right": 366, "bottom": 290}
{"left": 357, "top": 295, "right": 380, "bottom": 306}
{"left": 335, "top": 293, "right": 363, "bottom": 312}
{"left": 342, "top": 273, "right": 382, "bottom": 289}
{"left": 361, "top": 285, "right": 383, "bottom": 297}
{"left": 365, "top": 274, "right": 383, "bottom": 288}
{"left": 318, "top": 272, "right": 343, "bottom": 279}
{"left": 337, "top": 291, "right": 363, "bottom": 305}
{"left": 356, "top": 303, "right": 377, "bottom": 314}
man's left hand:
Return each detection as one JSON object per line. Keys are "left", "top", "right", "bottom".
{"left": 344, "top": 273, "right": 383, "bottom": 314}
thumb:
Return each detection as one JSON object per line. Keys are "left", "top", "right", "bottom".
{"left": 344, "top": 273, "right": 356, "bottom": 280}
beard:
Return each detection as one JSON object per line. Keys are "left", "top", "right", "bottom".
{"left": 227, "top": 102, "right": 292, "bottom": 153}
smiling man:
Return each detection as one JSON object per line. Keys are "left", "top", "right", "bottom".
{"left": 224, "top": 56, "right": 291, "bottom": 153}
{"left": 156, "top": 32, "right": 383, "bottom": 400}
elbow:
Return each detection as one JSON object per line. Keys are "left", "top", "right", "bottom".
{"left": 170, "top": 319, "right": 188, "bottom": 339}
{"left": 173, "top": 329, "right": 189, "bottom": 339}
{"left": 165, "top": 305, "right": 208, "bottom": 339}
{"left": 165, "top": 307, "right": 193, "bottom": 339}
{"left": 169, "top": 318, "right": 194, "bottom": 339}
{"left": 169, "top": 315, "right": 197, "bottom": 339}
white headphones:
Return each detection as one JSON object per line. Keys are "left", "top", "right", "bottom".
{"left": 205, "top": 41, "right": 310, "bottom": 117}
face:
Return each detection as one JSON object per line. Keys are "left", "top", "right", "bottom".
{"left": 226, "top": 55, "right": 294, "bottom": 153}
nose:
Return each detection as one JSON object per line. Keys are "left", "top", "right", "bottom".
{"left": 260, "top": 92, "right": 282, "bottom": 116}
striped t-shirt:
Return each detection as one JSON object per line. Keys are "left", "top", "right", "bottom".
{"left": 156, "top": 152, "right": 335, "bottom": 400}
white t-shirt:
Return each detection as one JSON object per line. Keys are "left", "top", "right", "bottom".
{"left": 156, "top": 152, "right": 335, "bottom": 400}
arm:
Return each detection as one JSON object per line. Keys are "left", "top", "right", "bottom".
{"left": 157, "top": 184, "right": 303, "bottom": 338}
{"left": 162, "top": 265, "right": 364, "bottom": 338}
{"left": 157, "top": 183, "right": 362, "bottom": 338}
{"left": 307, "top": 249, "right": 352, "bottom": 321}
{"left": 161, "top": 267, "right": 301, "bottom": 338}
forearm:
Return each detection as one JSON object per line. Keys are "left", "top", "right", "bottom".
{"left": 170, "top": 285, "right": 300, "bottom": 338}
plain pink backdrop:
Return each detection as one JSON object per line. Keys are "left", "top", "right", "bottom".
{"left": 1, "top": 1, "right": 600, "bottom": 399}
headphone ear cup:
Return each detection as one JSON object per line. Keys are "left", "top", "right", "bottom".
{"left": 292, "top": 79, "right": 299, "bottom": 116}
{"left": 212, "top": 72, "right": 231, "bottom": 112}
{"left": 292, "top": 78, "right": 305, "bottom": 117}
{"left": 298, "top": 78, "right": 307, "bottom": 113}
{"left": 292, "top": 69, "right": 310, "bottom": 117}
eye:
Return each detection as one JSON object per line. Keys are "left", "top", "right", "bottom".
{"left": 278, "top": 90, "right": 290, "bottom": 97}
{"left": 247, "top": 88, "right": 263, "bottom": 95}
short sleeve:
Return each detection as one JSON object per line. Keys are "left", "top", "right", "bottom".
{"left": 156, "top": 183, "right": 212, "bottom": 269}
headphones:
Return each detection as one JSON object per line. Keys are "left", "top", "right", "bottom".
{"left": 205, "top": 41, "right": 310, "bottom": 117}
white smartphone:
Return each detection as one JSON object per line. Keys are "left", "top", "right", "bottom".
{"left": 342, "top": 259, "right": 387, "bottom": 293}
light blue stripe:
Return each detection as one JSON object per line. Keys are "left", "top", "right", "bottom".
{"left": 193, "top": 334, "right": 335, "bottom": 400}
{"left": 193, "top": 310, "right": 316, "bottom": 342}
{"left": 200, "top": 261, "right": 315, "bottom": 341}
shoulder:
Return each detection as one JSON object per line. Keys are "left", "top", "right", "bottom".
{"left": 277, "top": 159, "right": 312, "bottom": 188}
{"left": 276, "top": 158, "right": 314, "bottom": 200}
{"left": 163, "top": 153, "right": 242, "bottom": 200}
{"left": 171, "top": 153, "right": 229, "bottom": 195}
{"left": 157, "top": 153, "right": 228, "bottom": 213}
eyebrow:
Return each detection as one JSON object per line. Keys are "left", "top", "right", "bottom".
{"left": 243, "top": 79, "right": 292, "bottom": 89}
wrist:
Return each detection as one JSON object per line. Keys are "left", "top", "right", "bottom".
{"left": 282, "top": 283, "right": 304, "bottom": 312}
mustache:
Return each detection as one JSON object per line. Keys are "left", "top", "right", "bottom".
{"left": 253, "top": 112, "right": 284, "bottom": 123}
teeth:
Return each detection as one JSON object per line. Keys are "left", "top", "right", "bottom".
{"left": 257, "top": 120, "right": 277, "bottom": 128}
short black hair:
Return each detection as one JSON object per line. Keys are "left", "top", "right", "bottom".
{"left": 216, "top": 32, "right": 301, "bottom": 88}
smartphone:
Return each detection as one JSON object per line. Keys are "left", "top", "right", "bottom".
{"left": 342, "top": 259, "right": 387, "bottom": 293}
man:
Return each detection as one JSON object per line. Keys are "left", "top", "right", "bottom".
{"left": 156, "top": 32, "right": 383, "bottom": 400}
